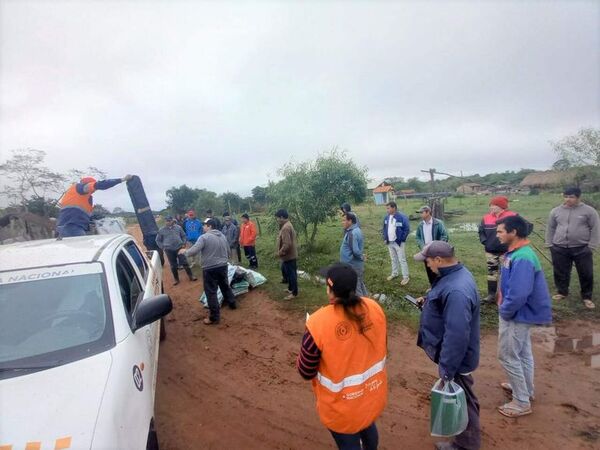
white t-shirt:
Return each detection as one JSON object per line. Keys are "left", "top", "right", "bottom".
{"left": 423, "top": 219, "right": 433, "bottom": 245}
{"left": 387, "top": 215, "right": 397, "bottom": 242}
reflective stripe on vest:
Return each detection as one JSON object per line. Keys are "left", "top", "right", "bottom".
{"left": 307, "top": 298, "right": 387, "bottom": 433}
{"left": 317, "top": 357, "right": 386, "bottom": 393}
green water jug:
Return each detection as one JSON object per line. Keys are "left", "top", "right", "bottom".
{"left": 430, "top": 378, "right": 468, "bottom": 437}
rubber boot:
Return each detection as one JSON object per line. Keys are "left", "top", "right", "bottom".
{"left": 485, "top": 280, "right": 497, "bottom": 303}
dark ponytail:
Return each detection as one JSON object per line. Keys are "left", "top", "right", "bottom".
{"left": 335, "top": 291, "right": 370, "bottom": 335}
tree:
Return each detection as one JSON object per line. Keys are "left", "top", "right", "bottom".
{"left": 552, "top": 158, "right": 572, "bottom": 171}
{"left": 220, "top": 191, "right": 243, "bottom": 213}
{"left": 113, "top": 207, "right": 125, "bottom": 214}
{"left": 551, "top": 127, "right": 600, "bottom": 167}
{"left": 165, "top": 185, "right": 199, "bottom": 214}
{"left": 268, "top": 150, "right": 368, "bottom": 246}
{"left": 23, "top": 196, "right": 60, "bottom": 218}
{"left": 0, "top": 149, "right": 65, "bottom": 207}
{"left": 92, "top": 204, "right": 110, "bottom": 216}
{"left": 251, "top": 185, "right": 268, "bottom": 205}
{"left": 192, "top": 189, "right": 223, "bottom": 216}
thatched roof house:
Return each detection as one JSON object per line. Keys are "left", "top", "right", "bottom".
{"left": 520, "top": 170, "right": 576, "bottom": 189}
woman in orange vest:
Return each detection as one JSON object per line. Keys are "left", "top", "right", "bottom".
{"left": 297, "top": 263, "right": 387, "bottom": 450}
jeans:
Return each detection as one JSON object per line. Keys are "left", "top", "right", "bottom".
{"left": 387, "top": 242, "right": 409, "bottom": 278}
{"left": 453, "top": 374, "right": 481, "bottom": 450}
{"left": 281, "top": 259, "right": 298, "bottom": 296}
{"left": 497, "top": 317, "right": 534, "bottom": 406}
{"left": 243, "top": 246, "right": 258, "bottom": 268}
{"left": 203, "top": 265, "right": 236, "bottom": 322}
{"left": 329, "top": 422, "right": 378, "bottom": 450}
{"left": 351, "top": 264, "right": 368, "bottom": 297}
{"left": 550, "top": 245, "right": 594, "bottom": 299}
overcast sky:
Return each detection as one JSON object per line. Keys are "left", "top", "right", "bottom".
{"left": 1, "top": 0, "right": 599, "bottom": 210}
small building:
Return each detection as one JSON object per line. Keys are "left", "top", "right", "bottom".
{"left": 372, "top": 182, "right": 396, "bottom": 205}
{"left": 520, "top": 170, "right": 576, "bottom": 189}
{"left": 456, "top": 183, "right": 484, "bottom": 194}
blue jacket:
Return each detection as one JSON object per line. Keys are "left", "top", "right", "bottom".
{"left": 417, "top": 264, "right": 480, "bottom": 380}
{"left": 382, "top": 212, "right": 410, "bottom": 244}
{"left": 340, "top": 224, "right": 364, "bottom": 267}
{"left": 184, "top": 218, "right": 203, "bottom": 242}
{"left": 499, "top": 243, "right": 552, "bottom": 325}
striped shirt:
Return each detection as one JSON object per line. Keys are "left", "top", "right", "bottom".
{"left": 297, "top": 330, "right": 321, "bottom": 380}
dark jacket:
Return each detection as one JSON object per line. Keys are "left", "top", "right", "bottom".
{"left": 415, "top": 218, "right": 449, "bottom": 249}
{"left": 478, "top": 210, "right": 517, "bottom": 254}
{"left": 382, "top": 212, "right": 410, "bottom": 245}
{"left": 417, "top": 264, "right": 480, "bottom": 380}
{"left": 277, "top": 220, "right": 298, "bottom": 261}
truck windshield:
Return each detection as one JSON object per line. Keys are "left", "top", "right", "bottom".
{"left": 0, "top": 263, "right": 114, "bottom": 378}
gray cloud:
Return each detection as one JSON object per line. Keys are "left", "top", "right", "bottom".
{"left": 1, "top": 0, "right": 598, "bottom": 210}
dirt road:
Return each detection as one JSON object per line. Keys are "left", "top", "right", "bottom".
{"left": 133, "top": 229, "right": 600, "bottom": 449}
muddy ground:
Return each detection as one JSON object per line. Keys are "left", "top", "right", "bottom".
{"left": 132, "top": 229, "right": 600, "bottom": 449}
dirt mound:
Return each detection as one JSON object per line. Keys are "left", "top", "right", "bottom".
{"left": 0, "top": 211, "right": 55, "bottom": 244}
{"left": 129, "top": 226, "right": 600, "bottom": 449}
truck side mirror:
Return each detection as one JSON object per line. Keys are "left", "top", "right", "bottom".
{"left": 132, "top": 294, "right": 173, "bottom": 332}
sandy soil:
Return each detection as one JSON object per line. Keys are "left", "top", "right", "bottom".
{"left": 131, "top": 227, "right": 600, "bottom": 449}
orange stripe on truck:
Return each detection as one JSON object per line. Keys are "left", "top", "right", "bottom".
{"left": 25, "top": 443, "right": 41, "bottom": 450}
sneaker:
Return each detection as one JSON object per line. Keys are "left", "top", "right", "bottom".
{"left": 203, "top": 317, "right": 219, "bottom": 325}
{"left": 283, "top": 294, "right": 297, "bottom": 300}
{"left": 386, "top": 275, "right": 398, "bottom": 281}
{"left": 173, "top": 280, "right": 180, "bottom": 286}
{"left": 189, "top": 277, "right": 198, "bottom": 282}
{"left": 400, "top": 277, "right": 410, "bottom": 286}
{"left": 228, "top": 302, "right": 237, "bottom": 310}
{"left": 284, "top": 289, "right": 292, "bottom": 294}
{"left": 552, "top": 293, "right": 566, "bottom": 301}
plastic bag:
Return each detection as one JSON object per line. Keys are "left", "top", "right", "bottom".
{"left": 430, "top": 378, "right": 468, "bottom": 437}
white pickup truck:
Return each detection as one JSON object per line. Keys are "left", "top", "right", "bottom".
{"left": 0, "top": 234, "right": 172, "bottom": 450}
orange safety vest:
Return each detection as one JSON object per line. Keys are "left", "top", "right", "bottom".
{"left": 306, "top": 297, "right": 387, "bottom": 434}
{"left": 58, "top": 182, "right": 97, "bottom": 214}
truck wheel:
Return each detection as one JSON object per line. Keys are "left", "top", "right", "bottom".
{"left": 160, "top": 318, "right": 167, "bottom": 341}
{"left": 146, "top": 419, "right": 160, "bottom": 450}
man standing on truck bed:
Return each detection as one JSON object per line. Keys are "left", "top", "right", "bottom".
{"left": 57, "top": 174, "right": 132, "bottom": 238}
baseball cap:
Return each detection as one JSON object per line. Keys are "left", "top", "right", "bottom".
{"left": 414, "top": 241, "right": 455, "bottom": 261}
{"left": 417, "top": 205, "right": 431, "bottom": 213}
{"left": 319, "top": 263, "right": 357, "bottom": 297}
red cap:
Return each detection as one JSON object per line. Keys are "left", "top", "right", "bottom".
{"left": 490, "top": 196, "right": 508, "bottom": 210}
{"left": 80, "top": 177, "right": 96, "bottom": 184}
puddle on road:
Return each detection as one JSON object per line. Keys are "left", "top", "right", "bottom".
{"left": 447, "top": 223, "right": 479, "bottom": 233}
{"left": 531, "top": 327, "right": 600, "bottom": 368}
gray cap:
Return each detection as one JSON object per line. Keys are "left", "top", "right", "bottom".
{"left": 417, "top": 205, "right": 431, "bottom": 213}
{"left": 414, "top": 241, "right": 454, "bottom": 261}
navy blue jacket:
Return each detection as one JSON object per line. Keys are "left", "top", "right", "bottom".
{"left": 417, "top": 264, "right": 480, "bottom": 380}
{"left": 382, "top": 212, "right": 410, "bottom": 244}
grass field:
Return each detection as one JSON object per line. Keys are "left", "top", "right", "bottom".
{"left": 246, "top": 192, "right": 600, "bottom": 328}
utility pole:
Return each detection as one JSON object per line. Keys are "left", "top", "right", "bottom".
{"left": 421, "top": 168, "right": 436, "bottom": 194}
